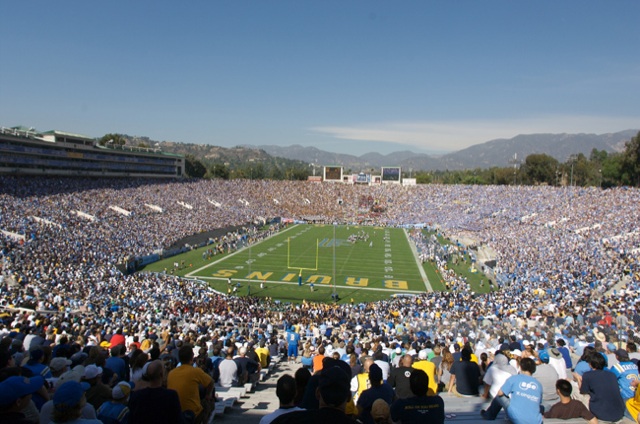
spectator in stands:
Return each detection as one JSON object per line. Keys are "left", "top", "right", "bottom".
{"left": 83, "top": 365, "right": 111, "bottom": 411}
{"left": 255, "top": 340, "right": 271, "bottom": 369}
{"left": 625, "top": 362, "right": 640, "bottom": 422}
{"left": 105, "top": 345, "right": 127, "bottom": 384}
{"left": 555, "top": 339, "right": 573, "bottom": 372}
{"left": 529, "top": 349, "right": 560, "bottom": 410}
{"left": 357, "top": 364, "right": 395, "bottom": 424}
{"left": 482, "top": 352, "right": 516, "bottom": 401}
{"left": 129, "top": 360, "right": 182, "bottom": 424}
{"left": 412, "top": 350, "right": 437, "bottom": 396}
{"left": 388, "top": 354, "right": 414, "bottom": 399}
{"left": 96, "top": 381, "right": 131, "bottom": 424}
{"left": 259, "top": 374, "right": 303, "bottom": 424}
{"left": 580, "top": 351, "right": 626, "bottom": 423}
{"left": 167, "top": 345, "right": 215, "bottom": 424}
{"left": 218, "top": 347, "right": 239, "bottom": 388}
{"left": 51, "top": 381, "right": 102, "bottom": 424}
{"left": 448, "top": 347, "right": 480, "bottom": 396}
{"left": 390, "top": 369, "right": 444, "bottom": 424}
{"left": 312, "top": 345, "right": 326, "bottom": 374}
{"left": 23, "top": 347, "right": 52, "bottom": 379}
{"left": 544, "top": 379, "right": 596, "bottom": 424}
{"left": 234, "top": 346, "right": 261, "bottom": 387}
{"left": 351, "top": 357, "right": 375, "bottom": 403}
{"left": 293, "top": 367, "right": 311, "bottom": 407}
{"left": 609, "top": 348, "right": 639, "bottom": 401}
{"left": 271, "top": 365, "right": 354, "bottom": 424}
{"left": 482, "top": 357, "right": 542, "bottom": 424}
{"left": 0, "top": 375, "right": 45, "bottom": 424}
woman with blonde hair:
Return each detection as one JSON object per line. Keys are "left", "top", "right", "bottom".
{"left": 438, "top": 349, "right": 454, "bottom": 391}
{"left": 300, "top": 344, "right": 313, "bottom": 371}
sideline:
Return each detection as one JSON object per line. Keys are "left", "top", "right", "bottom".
{"left": 404, "top": 228, "right": 433, "bottom": 292}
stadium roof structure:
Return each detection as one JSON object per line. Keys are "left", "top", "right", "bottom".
{"left": 40, "top": 129, "right": 94, "bottom": 140}
{"left": 94, "top": 143, "right": 183, "bottom": 158}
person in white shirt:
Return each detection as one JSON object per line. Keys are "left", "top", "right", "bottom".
{"left": 259, "top": 374, "right": 303, "bottom": 424}
{"left": 482, "top": 352, "right": 517, "bottom": 400}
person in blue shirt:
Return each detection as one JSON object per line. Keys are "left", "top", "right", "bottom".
{"left": 97, "top": 381, "right": 131, "bottom": 424}
{"left": 23, "top": 347, "right": 52, "bottom": 379}
{"left": 609, "top": 349, "right": 639, "bottom": 401}
{"left": 105, "top": 345, "right": 128, "bottom": 383}
{"left": 580, "top": 350, "right": 626, "bottom": 422}
{"left": 483, "top": 357, "right": 543, "bottom": 424}
{"left": 286, "top": 326, "right": 300, "bottom": 362}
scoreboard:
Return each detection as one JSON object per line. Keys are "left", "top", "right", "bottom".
{"left": 324, "top": 166, "right": 343, "bottom": 181}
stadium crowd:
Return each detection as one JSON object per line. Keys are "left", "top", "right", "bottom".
{"left": 1, "top": 176, "right": 640, "bottom": 423}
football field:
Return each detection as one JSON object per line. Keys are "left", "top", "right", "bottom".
{"left": 181, "top": 224, "right": 431, "bottom": 303}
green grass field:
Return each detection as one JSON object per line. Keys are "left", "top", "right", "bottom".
{"left": 142, "top": 224, "right": 430, "bottom": 303}
{"left": 141, "top": 224, "right": 495, "bottom": 303}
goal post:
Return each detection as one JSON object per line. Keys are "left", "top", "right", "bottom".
{"left": 287, "top": 237, "right": 319, "bottom": 272}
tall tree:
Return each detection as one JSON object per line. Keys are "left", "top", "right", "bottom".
{"left": 523, "top": 154, "right": 558, "bottom": 185}
{"left": 99, "top": 133, "right": 126, "bottom": 146}
{"left": 207, "top": 163, "right": 230, "bottom": 180}
{"left": 184, "top": 154, "right": 207, "bottom": 178}
{"left": 621, "top": 131, "right": 640, "bottom": 186}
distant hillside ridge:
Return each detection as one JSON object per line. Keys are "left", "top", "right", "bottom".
{"left": 254, "top": 130, "right": 637, "bottom": 171}
{"left": 124, "top": 130, "right": 638, "bottom": 172}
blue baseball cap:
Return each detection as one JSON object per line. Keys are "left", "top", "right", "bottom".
{"left": 0, "top": 375, "right": 44, "bottom": 406}
{"left": 538, "top": 350, "right": 550, "bottom": 363}
{"left": 53, "top": 381, "right": 90, "bottom": 409}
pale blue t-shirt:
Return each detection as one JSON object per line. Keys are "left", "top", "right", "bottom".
{"left": 501, "top": 374, "right": 543, "bottom": 424}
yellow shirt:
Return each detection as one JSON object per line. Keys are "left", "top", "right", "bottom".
{"left": 255, "top": 346, "right": 270, "bottom": 368}
{"left": 627, "top": 387, "right": 640, "bottom": 422}
{"left": 167, "top": 364, "right": 213, "bottom": 416}
{"left": 412, "top": 360, "right": 438, "bottom": 395}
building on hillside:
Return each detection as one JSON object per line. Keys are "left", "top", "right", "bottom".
{"left": 0, "top": 126, "right": 184, "bottom": 178}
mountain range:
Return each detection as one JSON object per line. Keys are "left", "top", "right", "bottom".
{"left": 247, "top": 130, "right": 637, "bottom": 172}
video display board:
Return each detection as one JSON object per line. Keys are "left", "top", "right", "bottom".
{"left": 324, "top": 166, "right": 342, "bottom": 181}
{"left": 381, "top": 167, "right": 401, "bottom": 182}
{"left": 355, "top": 173, "right": 370, "bottom": 184}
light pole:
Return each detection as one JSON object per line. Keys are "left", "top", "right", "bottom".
{"left": 599, "top": 169, "right": 602, "bottom": 188}
{"left": 569, "top": 154, "right": 577, "bottom": 187}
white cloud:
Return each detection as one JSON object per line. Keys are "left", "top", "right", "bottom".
{"left": 311, "top": 115, "right": 640, "bottom": 152}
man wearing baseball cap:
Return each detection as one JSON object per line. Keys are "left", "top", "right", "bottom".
{"left": 52, "top": 381, "right": 101, "bottom": 424}
{"left": 0, "top": 375, "right": 45, "bottom": 423}
{"left": 83, "top": 364, "right": 111, "bottom": 410}
{"left": 97, "top": 381, "right": 132, "bottom": 424}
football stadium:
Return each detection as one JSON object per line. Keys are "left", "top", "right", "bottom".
{"left": 1, "top": 127, "right": 640, "bottom": 424}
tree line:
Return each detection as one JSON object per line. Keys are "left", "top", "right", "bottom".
{"left": 410, "top": 131, "right": 640, "bottom": 187}
{"left": 102, "top": 131, "right": 640, "bottom": 186}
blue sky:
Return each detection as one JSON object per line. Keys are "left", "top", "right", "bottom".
{"left": 1, "top": 1, "right": 638, "bottom": 155}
